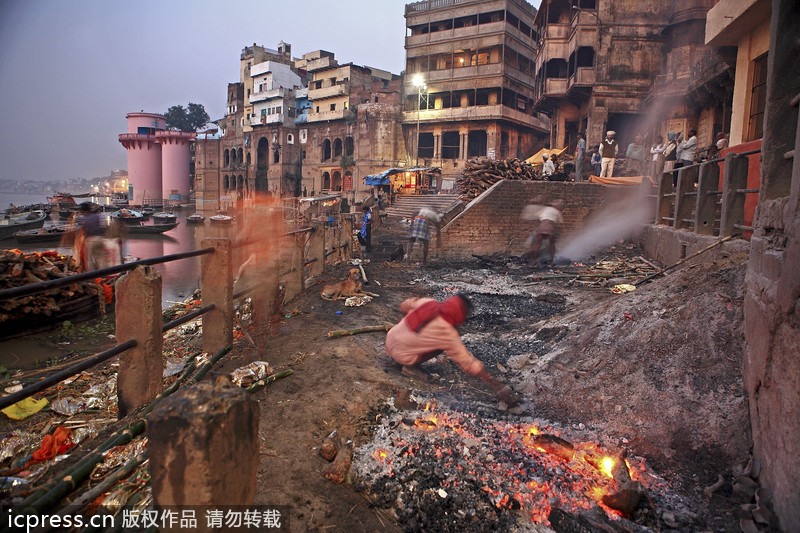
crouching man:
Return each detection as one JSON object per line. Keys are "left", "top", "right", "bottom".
{"left": 385, "top": 294, "right": 521, "bottom": 407}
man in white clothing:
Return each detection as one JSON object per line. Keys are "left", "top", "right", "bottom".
{"left": 542, "top": 153, "right": 556, "bottom": 177}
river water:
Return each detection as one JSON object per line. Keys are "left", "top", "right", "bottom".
{"left": 1, "top": 193, "right": 231, "bottom": 308}
{"left": 0, "top": 200, "right": 242, "bottom": 370}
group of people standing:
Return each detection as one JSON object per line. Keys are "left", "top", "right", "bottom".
{"left": 572, "top": 128, "right": 726, "bottom": 184}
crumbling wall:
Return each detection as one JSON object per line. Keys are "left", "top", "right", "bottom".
{"left": 437, "top": 180, "right": 626, "bottom": 259}
{"left": 741, "top": 0, "right": 800, "bottom": 528}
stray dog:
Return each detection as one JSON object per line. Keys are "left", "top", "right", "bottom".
{"left": 320, "top": 268, "right": 380, "bottom": 300}
{"left": 389, "top": 244, "right": 405, "bottom": 262}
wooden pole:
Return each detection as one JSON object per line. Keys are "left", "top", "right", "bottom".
{"left": 634, "top": 235, "right": 736, "bottom": 286}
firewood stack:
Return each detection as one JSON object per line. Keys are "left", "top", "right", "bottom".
{"left": 456, "top": 157, "right": 544, "bottom": 201}
{"left": 0, "top": 249, "right": 98, "bottom": 322}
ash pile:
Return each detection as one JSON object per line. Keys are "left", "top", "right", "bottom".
{"left": 353, "top": 397, "right": 697, "bottom": 532}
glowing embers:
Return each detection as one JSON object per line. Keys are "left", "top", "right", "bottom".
{"left": 355, "top": 402, "right": 676, "bottom": 530}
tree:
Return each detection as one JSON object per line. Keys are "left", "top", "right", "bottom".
{"left": 163, "top": 103, "right": 210, "bottom": 132}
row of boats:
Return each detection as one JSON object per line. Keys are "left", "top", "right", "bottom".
{"left": 1, "top": 209, "right": 236, "bottom": 245}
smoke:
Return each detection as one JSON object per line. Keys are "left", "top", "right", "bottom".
{"left": 558, "top": 187, "right": 653, "bottom": 261}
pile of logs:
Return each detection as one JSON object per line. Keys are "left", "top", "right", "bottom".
{"left": 456, "top": 157, "right": 543, "bottom": 201}
{"left": 0, "top": 249, "right": 99, "bottom": 323}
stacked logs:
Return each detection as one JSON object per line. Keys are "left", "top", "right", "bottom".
{"left": 456, "top": 157, "right": 543, "bottom": 201}
{"left": 0, "top": 249, "right": 98, "bottom": 322}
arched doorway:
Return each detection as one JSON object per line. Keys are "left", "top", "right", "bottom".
{"left": 256, "top": 137, "right": 269, "bottom": 193}
{"left": 322, "top": 172, "right": 331, "bottom": 190}
{"left": 332, "top": 171, "right": 342, "bottom": 191}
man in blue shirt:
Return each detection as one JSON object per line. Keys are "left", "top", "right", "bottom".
{"left": 357, "top": 205, "right": 372, "bottom": 254}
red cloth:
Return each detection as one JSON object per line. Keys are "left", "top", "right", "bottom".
{"left": 405, "top": 296, "right": 467, "bottom": 332}
{"left": 28, "top": 425, "right": 75, "bottom": 465}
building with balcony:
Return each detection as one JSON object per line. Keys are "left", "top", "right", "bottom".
{"left": 195, "top": 44, "right": 406, "bottom": 208}
{"left": 239, "top": 42, "right": 297, "bottom": 135}
{"left": 533, "top": 0, "right": 736, "bottom": 160}
{"left": 296, "top": 50, "right": 405, "bottom": 197}
{"left": 403, "top": 0, "right": 549, "bottom": 179}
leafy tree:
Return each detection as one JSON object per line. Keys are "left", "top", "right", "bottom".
{"left": 164, "top": 103, "right": 210, "bottom": 132}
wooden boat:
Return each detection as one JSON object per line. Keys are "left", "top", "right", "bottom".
{"left": 152, "top": 212, "right": 178, "bottom": 223}
{"left": 109, "top": 209, "right": 145, "bottom": 225}
{"left": 0, "top": 211, "right": 48, "bottom": 240}
{"left": 13, "top": 224, "right": 79, "bottom": 244}
{"left": 186, "top": 214, "right": 206, "bottom": 224}
{"left": 127, "top": 222, "right": 179, "bottom": 235}
{"left": 209, "top": 214, "right": 235, "bottom": 225}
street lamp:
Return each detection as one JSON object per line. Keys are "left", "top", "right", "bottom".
{"left": 412, "top": 74, "right": 427, "bottom": 167}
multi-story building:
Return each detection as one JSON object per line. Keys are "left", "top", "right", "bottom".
{"left": 532, "top": 0, "right": 732, "bottom": 157}
{"left": 195, "top": 44, "right": 406, "bottom": 211}
{"left": 403, "top": 0, "right": 549, "bottom": 182}
{"left": 296, "top": 50, "right": 405, "bottom": 198}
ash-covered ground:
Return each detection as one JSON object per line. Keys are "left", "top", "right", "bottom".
{"left": 347, "top": 241, "right": 750, "bottom": 532}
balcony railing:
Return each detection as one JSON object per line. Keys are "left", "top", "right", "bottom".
{"left": 250, "top": 88, "right": 285, "bottom": 103}
{"left": 306, "top": 109, "right": 346, "bottom": 122}
{"left": 415, "top": 62, "right": 504, "bottom": 85}
{"left": 405, "top": 21, "right": 506, "bottom": 47}
{"left": 568, "top": 67, "right": 595, "bottom": 88}
{"left": 308, "top": 83, "right": 349, "bottom": 100}
{"left": 250, "top": 114, "right": 285, "bottom": 126}
{"left": 405, "top": 0, "right": 471, "bottom": 15}
{"left": 401, "top": 104, "right": 544, "bottom": 128}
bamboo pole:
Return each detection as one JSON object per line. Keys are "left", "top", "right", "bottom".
{"left": 20, "top": 345, "right": 231, "bottom": 513}
{"left": 327, "top": 324, "right": 393, "bottom": 338}
{"left": 634, "top": 235, "right": 736, "bottom": 287}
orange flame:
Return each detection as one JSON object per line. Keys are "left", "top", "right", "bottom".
{"left": 600, "top": 456, "right": 615, "bottom": 478}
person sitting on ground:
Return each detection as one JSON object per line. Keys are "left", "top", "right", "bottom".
{"left": 530, "top": 199, "right": 564, "bottom": 268}
{"left": 385, "top": 294, "right": 521, "bottom": 406}
{"left": 405, "top": 208, "right": 442, "bottom": 265}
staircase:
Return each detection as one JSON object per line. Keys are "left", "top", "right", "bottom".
{"left": 384, "top": 194, "right": 462, "bottom": 220}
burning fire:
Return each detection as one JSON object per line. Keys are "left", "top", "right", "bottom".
{"left": 357, "top": 402, "right": 662, "bottom": 528}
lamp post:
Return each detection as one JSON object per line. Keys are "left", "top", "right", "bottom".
{"left": 412, "top": 74, "right": 426, "bottom": 167}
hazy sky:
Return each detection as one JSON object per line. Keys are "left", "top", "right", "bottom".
{"left": 0, "top": 0, "right": 420, "bottom": 181}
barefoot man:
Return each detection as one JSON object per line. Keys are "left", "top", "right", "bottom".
{"left": 385, "top": 294, "right": 521, "bottom": 406}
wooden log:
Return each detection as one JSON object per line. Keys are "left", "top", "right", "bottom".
{"left": 327, "top": 324, "right": 392, "bottom": 338}
{"left": 532, "top": 434, "right": 575, "bottom": 461}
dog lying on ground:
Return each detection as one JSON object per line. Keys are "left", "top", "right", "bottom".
{"left": 320, "top": 268, "right": 380, "bottom": 300}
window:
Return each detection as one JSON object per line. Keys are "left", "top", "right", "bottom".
{"left": 419, "top": 133, "right": 434, "bottom": 159}
{"left": 330, "top": 103, "right": 336, "bottom": 111}
{"left": 442, "top": 131, "right": 460, "bottom": 159}
{"left": 747, "top": 53, "right": 768, "bottom": 141}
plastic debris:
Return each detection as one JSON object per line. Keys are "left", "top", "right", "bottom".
{"left": 611, "top": 284, "right": 637, "bottom": 294}
{"left": 344, "top": 295, "right": 373, "bottom": 307}
{"left": 335, "top": 310, "right": 344, "bottom": 315}
{"left": 0, "top": 477, "right": 30, "bottom": 490}
{"left": 3, "top": 384, "right": 22, "bottom": 395}
{"left": 0, "top": 431, "right": 39, "bottom": 464}
{"left": 230, "top": 361, "right": 273, "bottom": 388}
{"left": 51, "top": 397, "right": 87, "bottom": 416}
{"left": 163, "top": 358, "right": 186, "bottom": 378}
{"left": 2, "top": 397, "right": 49, "bottom": 421}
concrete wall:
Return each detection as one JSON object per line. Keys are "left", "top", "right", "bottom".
{"left": 640, "top": 224, "right": 751, "bottom": 267}
{"left": 438, "top": 180, "right": 631, "bottom": 258}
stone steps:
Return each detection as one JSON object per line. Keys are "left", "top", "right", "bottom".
{"left": 384, "top": 194, "right": 461, "bottom": 220}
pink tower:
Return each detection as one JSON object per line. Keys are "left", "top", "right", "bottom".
{"left": 157, "top": 131, "right": 196, "bottom": 204}
{"left": 118, "top": 113, "right": 165, "bottom": 205}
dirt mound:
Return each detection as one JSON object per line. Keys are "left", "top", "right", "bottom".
{"left": 513, "top": 254, "right": 750, "bottom": 486}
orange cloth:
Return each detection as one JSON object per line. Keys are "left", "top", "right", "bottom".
{"left": 28, "top": 425, "right": 75, "bottom": 465}
{"left": 588, "top": 175, "right": 644, "bottom": 185}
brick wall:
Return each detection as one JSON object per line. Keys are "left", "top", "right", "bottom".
{"left": 438, "top": 180, "right": 632, "bottom": 258}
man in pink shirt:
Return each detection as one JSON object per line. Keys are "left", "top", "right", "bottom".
{"left": 385, "top": 294, "right": 521, "bottom": 406}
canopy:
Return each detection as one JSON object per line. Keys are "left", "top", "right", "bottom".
{"left": 525, "top": 147, "right": 568, "bottom": 165}
{"left": 363, "top": 167, "right": 435, "bottom": 186}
